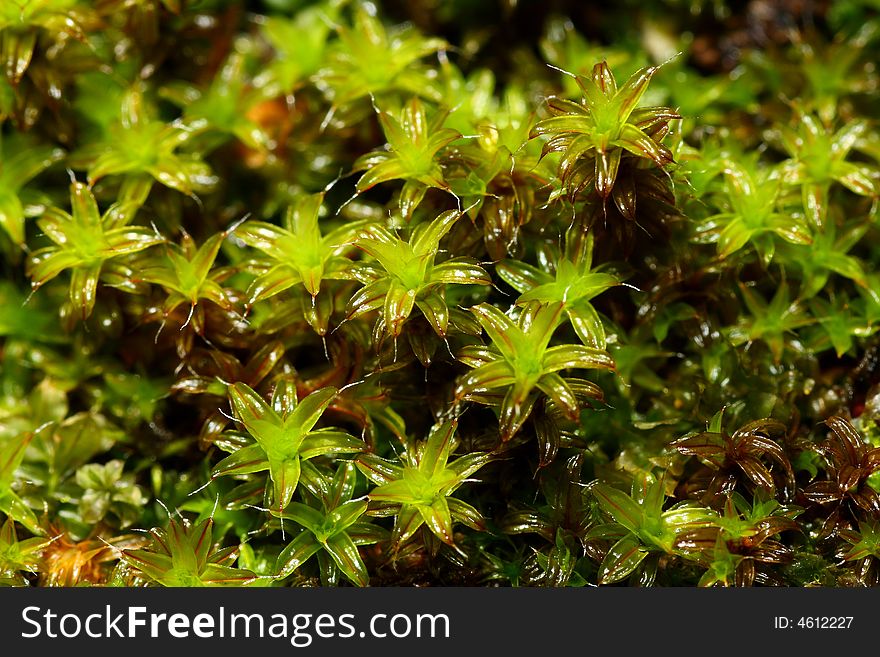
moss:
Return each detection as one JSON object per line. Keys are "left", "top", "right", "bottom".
{"left": 1, "top": 0, "right": 880, "bottom": 587}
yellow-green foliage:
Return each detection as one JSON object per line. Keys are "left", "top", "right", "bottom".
{"left": 1, "top": 0, "right": 880, "bottom": 588}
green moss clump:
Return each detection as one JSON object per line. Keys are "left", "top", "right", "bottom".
{"left": 1, "top": 0, "right": 880, "bottom": 587}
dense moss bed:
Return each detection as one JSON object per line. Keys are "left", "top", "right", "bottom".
{"left": 1, "top": 0, "right": 880, "bottom": 587}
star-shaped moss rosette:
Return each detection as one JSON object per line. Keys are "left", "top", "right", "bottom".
{"left": 316, "top": 4, "right": 447, "bottom": 109}
{"left": 587, "top": 473, "right": 716, "bottom": 585}
{"left": 773, "top": 113, "right": 877, "bottom": 228}
{"left": 27, "top": 182, "right": 164, "bottom": 320}
{"left": 235, "top": 191, "right": 363, "bottom": 316}
{"left": 694, "top": 156, "right": 812, "bottom": 264}
{"left": 119, "top": 515, "right": 258, "bottom": 587}
{"left": 496, "top": 233, "right": 619, "bottom": 349}
{"left": 130, "top": 228, "right": 236, "bottom": 335}
{"left": 76, "top": 87, "right": 215, "bottom": 200}
{"left": 456, "top": 301, "right": 614, "bottom": 440}
{"left": 346, "top": 209, "right": 490, "bottom": 340}
{"left": 671, "top": 411, "right": 795, "bottom": 503}
{"left": 357, "top": 420, "right": 492, "bottom": 547}
{"left": 353, "top": 97, "right": 460, "bottom": 220}
{"left": 531, "top": 60, "right": 679, "bottom": 205}
{"left": 274, "top": 462, "right": 386, "bottom": 587}
{"left": 211, "top": 378, "right": 363, "bottom": 514}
